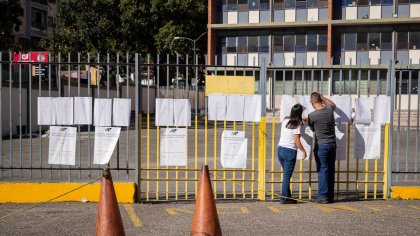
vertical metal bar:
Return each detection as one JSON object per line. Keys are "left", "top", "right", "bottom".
{"left": 146, "top": 55, "right": 150, "bottom": 201}
{"left": 176, "top": 53, "right": 179, "bottom": 93}
{"left": 38, "top": 53, "right": 43, "bottom": 178}
{"left": 156, "top": 54, "right": 160, "bottom": 199}
{"left": 19, "top": 52, "right": 22, "bottom": 178}
{"left": 135, "top": 53, "right": 141, "bottom": 201}
{"left": 29, "top": 53, "right": 33, "bottom": 179}
{"left": 166, "top": 54, "right": 170, "bottom": 97}
{"left": 194, "top": 55, "right": 199, "bottom": 197}
{"left": 47, "top": 53, "right": 52, "bottom": 179}
{"left": 396, "top": 70, "right": 402, "bottom": 182}
{"left": 87, "top": 53, "right": 91, "bottom": 179}
{"left": 0, "top": 52, "right": 2, "bottom": 178}
{"left": 405, "top": 63, "right": 412, "bottom": 182}
{"left": 126, "top": 52, "right": 130, "bottom": 179}
{"left": 185, "top": 54, "right": 189, "bottom": 199}
{"left": 8, "top": 52, "right": 13, "bottom": 178}
{"left": 415, "top": 69, "right": 420, "bottom": 181}
{"left": 116, "top": 53, "right": 120, "bottom": 180}
{"left": 77, "top": 52, "right": 81, "bottom": 179}
{"left": 107, "top": 53, "right": 110, "bottom": 98}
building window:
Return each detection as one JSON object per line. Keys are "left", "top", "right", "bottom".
{"left": 345, "top": 33, "right": 357, "bottom": 51}
{"left": 260, "top": 0, "right": 270, "bottom": 9}
{"left": 273, "top": 35, "right": 284, "bottom": 52}
{"left": 409, "top": 32, "right": 420, "bottom": 50}
{"left": 319, "top": 0, "right": 328, "bottom": 7}
{"left": 249, "top": 0, "right": 259, "bottom": 10}
{"left": 381, "top": 32, "right": 392, "bottom": 50}
{"left": 32, "top": 0, "right": 48, "bottom": 5}
{"left": 31, "top": 8, "right": 47, "bottom": 30}
{"left": 285, "top": 0, "right": 296, "bottom": 8}
{"left": 398, "top": 0, "right": 409, "bottom": 3}
{"left": 227, "top": 0, "right": 238, "bottom": 11}
{"left": 369, "top": 0, "right": 381, "bottom": 5}
{"left": 249, "top": 36, "right": 259, "bottom": 52}
{"left": 358, "top": 0, "right": 369, "bottom": 6}
{"left": 227, "top": 37, "right": 237, "bottom": 53}
{"left": 307, "top": 34, "right": 317, "bottom": 51}
{"left": 273, "top": 0, "right": 285, "bottom": 9}
{"left": 369, "top": 33, "right": 380, "bottom": 50}
{"left": 237, "top": 36, "right": 248, "bottom": 53}
{"left": 397, "top": 32, "right": 408, "bottom": 50}
{"left": 307, "top": 0, "right": 319, "bottom": 8}
{"left": 295, "top": 35, "right": 306, "bottom": 52}
{"left": 259, "top": 36, "right": 269, "bottom": 52}
{"left": 318, "top": 34, "right": 327, "bottom": 51}
{"left": 238, "top": 0, "right": 249, "bottom": 10}
{"left": 382, "top": 0, "right": 393, "bottom": 6}
{"left": 284, "top": 35, "right": 295, "bottom": 52}
{"left": 357, "top": 33, "right": 368, "bottom": 51}
{"left": 346, "top": 0, "right": 355, "bottom": 6}
{"left": 296, "top": 0, "right": 307, "bottom": 9}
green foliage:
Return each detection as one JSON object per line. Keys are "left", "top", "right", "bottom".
{"left": 0, "top": 0, "right": 24, "bottom": 50}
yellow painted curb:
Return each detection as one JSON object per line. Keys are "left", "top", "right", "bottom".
{"left": 0, "top": 182, "right": 136, "bottom": 203}
{"left": 391, "top": 186, "right": 420, "bottom": 200}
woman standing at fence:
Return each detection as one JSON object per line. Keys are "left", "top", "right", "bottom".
{"left": 278, "top": 104, "right": 307, "bottom": 204}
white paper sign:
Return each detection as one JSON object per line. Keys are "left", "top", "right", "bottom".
{"left": 335, "top": 124, "right": 347, "bottom": 161}
{"left": 221, "top": 130, "right": 247, "bottom": 168}
{"left": 74, "top": 97, "right": 92, "bottom": 125}
{"left": 226, "top": 95, "right": 245, "bottom": 121}
{"left": 94, "top": 99, "right": 112, "bottom": 126}
{"left": 173, "top": 99, "right": 191, "bottom": 126}
{"left": 160, "top": 128, "right": 187, "bottom": 166}
{"left": 208, "top": 94, "right": 227, "bottom": 121}
{"left": 113, "top": 98, "right": 131, "bottom": 127}
{"left": 297, "top": 124, "right": 313, "bottom": 160}
{"left": 354, "top": 98, "right": 371, "bottom": 124}
{"left": 354, "top": 124, "right": 381, "bottom": 160}
{"left": 38, "top": 97, "right": 56, "bottom": 125}
{"left": 300, "top": 95, "right": 315, "bottom": 118}
{"left": 48, "top": 126, "right": 77, "bottom": 165}
{"left": 55, "top": 97, "right": 74, "bottom": 125}
{"left": 93, "top": 127, "right": 121, "bottom": 164}
{"left": 374, "top": 96, "right": 391, "bottom": 124}
{"left": 280, "top": 95, "right": 297, "bottom": 122}
{"left": 243, "top": 95, "right": 261, "bottom": 122}
{"left": 331, "top": 95, "right": 352, "bottom": 123}
{"left": 155, "top": 98, "right": 174, "bottom": 126}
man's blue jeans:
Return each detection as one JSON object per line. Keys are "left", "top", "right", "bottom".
{"left": 314, "top": 142, "right": 336, "bottom": 201}
{"left": 277, "top": 146, "right": 297, "bottom": 201}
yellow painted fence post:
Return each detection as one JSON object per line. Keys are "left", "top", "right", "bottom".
{"left": 258, "top": 117, "right": 267, "bottom": 200}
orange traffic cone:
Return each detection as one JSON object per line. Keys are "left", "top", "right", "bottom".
{"left": 191, "top": 165, "right": 222, "bottom": 236}
{"left": 95, "top": 168, "right": 125, "bottom": 236}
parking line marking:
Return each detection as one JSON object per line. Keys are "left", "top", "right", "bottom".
{"left": 364, "top": 204, "right": 394, "bottom": 212}
{"left": 268, "top": 206, "right": 298, "bottom": 213}
{"left": 124, "top": 204, "right": 143, "bottom": 228}
{"left": 409, "top": 205, "right": 420, "bottom": 210}
{"left": 317, "top": 205, "right": 361, "bottom": 213}
{"left": 166, "top": 208, "right": 193, "bottom": 215}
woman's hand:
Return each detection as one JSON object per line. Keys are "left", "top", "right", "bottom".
{"left": 301, "top": 150, "right": 307, "bottom": 160}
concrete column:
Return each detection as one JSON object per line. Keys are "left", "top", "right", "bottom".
{"left": 327, "top": 0, "right": 333, "bottom": 64}
{"left": 207, "top": 0, "right": 215, "bottom": 65}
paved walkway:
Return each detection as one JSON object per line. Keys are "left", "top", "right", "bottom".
{"left": 1, "top": 200, "right": 419, "bottom": 235}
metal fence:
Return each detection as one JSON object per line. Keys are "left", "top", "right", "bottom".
{"left": 1, "top": 51, "right": 419, "bottom": 202}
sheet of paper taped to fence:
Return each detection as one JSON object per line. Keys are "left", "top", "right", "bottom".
{"left": 297, "top": 124, "right": 313, "bottom": 160}
{"left": 155, "top": 98, "right": 174, "bottom": 126}
{"left": 300, "top": 95, "right": 315, "bottom": 118}
{"left": 48, "top": 126, "right": 77, "bottom": 165}
{"left": 354, "top": 123, "right": 381, "bottom": 159}
{"left": 74, "top": 97, "right": 92, "bottom": 125}
{"left": 173, "top": 99, "right": 191, "bottom": 127}
{"left": 373, "top": 96, "right": 391, "bottom": 124}
{"left": 160, "top": 128, "right": 187, "bottom": 166}
{"left": 243, "top": 94, "right": 261, "bottom": 122}
{"left": 113, "top": 98, "right": 131, "bottom": 127}
{"left": 354, "top": 98, "right": 371, "bottom": 124}
{"left": 221, "top": 130, "right": 247, "bottom": 168}
{"left": 208, "top": 94, "right": 227, "bottom": 121}
{"left": 280, "top": 95, "right": 296, "bottom": 122}
{"left": 38, "top": 97, "right": 56, "bottom": 125}
{"left": 56, "top": 97, "right": 74, "bottom": 125}
{"left": 93, "top": 127, "right": 121, "bottom": 164}
{"left": 335, "top": 123, "right": 347, "bottom": 161}
{"left": 330, "top": 95, "right": 352, "bottom": 123}
{"left": 226, "top": 94, "right": 245, "bottom": 121}
{"left": 94, "top": 98, "right": 112, "bottom": 126}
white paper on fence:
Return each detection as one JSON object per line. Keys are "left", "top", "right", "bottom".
{"left": 226, "top": 95, "right": 245, "bottom": 121}
{"left": 221, "top": 130, "right": 247, "bottom": 168}
{"left": 55, "top": 97, "right": 74, "bottom": 125}
{"left": 297, "top": 124, "right": 313, "bottom": 160}
{"left": 373, "top": 96, "right": 391, "bottom": 124}
{"left": 160, "top": 128, "right": 187, "bottom": 166}
{"left": 208, "top": 94, "right": 227, "bottom": 121}
{"left": 300, "top": 95, "right": 315, "bottom": 118}
{"left": 48, "top": 126, "right": 77, "bottom": 165}
{"left": 93, "top": 127, "right": 121, "bottom": 164}
{"left": 113, "top": 98, "right": 131, "bottom": 127}
{"left": 335, "top": 123, "right": 347, "bottom": 161}
{"left": 243, "top": 95, "right": 261, "bottom": 122}
{"left": 74, "top": 97, "right": 92, "bottom": 125}
{"left": 331, "top": 95, "right": 352, "bottom": 123}
{"left": 94, "top": 99, "right": 112, "bottom": 126}
{"left": 354, "top": 123, "right": 381, "bottom": 160}
{"left": 173, "top": 99, "right": 191, "bottom": 126}
{"left": 280, "top": 95, "right": 296, "bottom": 122}
{"left": 37, "top": 97, "right": 56, "bottom": 125}
{"left": 155, "top": 98, "right": 174, "bottom": 126}
{"left": 354, "top": 98, "right": 371, "bottom": 124}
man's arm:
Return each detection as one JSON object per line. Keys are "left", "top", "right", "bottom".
{"left": 320, "top": 95, "right": 335, "bottom": 107}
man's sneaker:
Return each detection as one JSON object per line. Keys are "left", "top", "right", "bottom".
{"left": 280, "top": 199, "right": 297, "bottom": 204}
{"left": 315, "top": 198, "right": 329, "bottom": 204}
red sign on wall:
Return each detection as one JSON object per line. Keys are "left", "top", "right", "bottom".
{"left": 13, "top": 52, "right": 49, "bottom": 63}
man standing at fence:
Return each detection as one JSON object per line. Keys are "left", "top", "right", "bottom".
{"left": 308, "top": 92, "right": 336, "bottom": 204}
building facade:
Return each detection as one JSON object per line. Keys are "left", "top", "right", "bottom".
{"left": 207, "top": 0, "right": 420, "bottom": 66}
